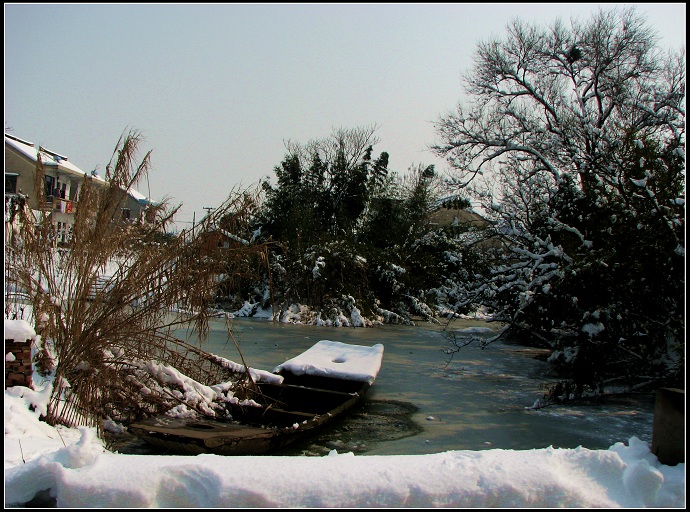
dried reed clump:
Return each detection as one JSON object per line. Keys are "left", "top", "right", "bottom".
{"left": 4, "top": 129, "right": 270, "bottom": 436}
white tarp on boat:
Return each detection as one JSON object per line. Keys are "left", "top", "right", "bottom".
{"left": 273, "top": 340, "right": 384, "bottom": 384}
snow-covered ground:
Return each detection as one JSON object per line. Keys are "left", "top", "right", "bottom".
{"left": 4, "top": 319, "right": 685, "bottom": 508}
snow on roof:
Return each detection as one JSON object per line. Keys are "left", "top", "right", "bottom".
{"left": 4, "top": 133, "right": 34, "bottom": 147}
{"left": 5, "top": 133, "right": 154, "bottom": 203}
{"left": 219, "top": 228, "right": 250, "bottom": 246}
{"left": 127, "top": 187, "right": 159, "bottom": 206}
{"left": 273, "top": 340, "right": 384, "bottom": 384}
{"left": 5, "top": 133, "right": 103, "bottom": 181}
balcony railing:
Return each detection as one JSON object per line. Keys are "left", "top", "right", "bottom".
{"left": 44, "top": 196, "right": 77, "bottom": 214}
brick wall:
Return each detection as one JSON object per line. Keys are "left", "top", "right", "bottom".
{"left": 5, "top": 339, "right": 33, "bottom": 389}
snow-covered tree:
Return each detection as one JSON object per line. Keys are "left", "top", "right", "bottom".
{"left": 433, "top": 7, "right": 685, "bottom": 394}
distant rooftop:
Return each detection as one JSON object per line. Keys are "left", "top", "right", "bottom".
{"left": 5, "top": 132, "right": 103, "bottom": 180}
{"left": 5, "top": 132, "right": 156, "bottom": 205}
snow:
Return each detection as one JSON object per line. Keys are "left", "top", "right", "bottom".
{"left": 3, "top": 381, "right": 685, "bottom": 507}
{"left": 350, "top": 307, "right": 366, "bottom": 327}
{"left": 4, "top": 338, "right": 685, "bottom": 508}
{"left": 582, "top": 322, "right": 605, "bottom": 338}
{"left": 4, "top": 133, "right": 155, "bottom": 202}
{"left": 4, "top": 318, "right": 36, "bottom": 342}
{"left": 4, "top": 133, "right": 99, "bottom": 180}
{"left": 208, "top": 353, "right": 284, "bottom": 385}
{"left": 273, "top": 340, "right": 384, "bottom": 384}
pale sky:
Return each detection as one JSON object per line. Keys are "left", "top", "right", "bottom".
{"left": 4, "top": 3, "right": 686, "bottom": 229}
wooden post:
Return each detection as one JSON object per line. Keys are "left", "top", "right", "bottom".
{"left": 651, "top": 387, "right": 685, "bottom": 466}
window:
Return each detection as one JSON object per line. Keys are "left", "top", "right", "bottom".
{"left": 56, "top": 221, "right": 69, "bottom": 245}
{"left": 5, "top": 173, "right": 18, "bottom": 194}
{"left": 45, "top": 175, "right": 55, "bottom": 198}
{"left": 69, "top": 182, "right": 79, "bottom": 202}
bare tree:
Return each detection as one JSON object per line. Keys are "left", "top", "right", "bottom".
{"left": 434, "top": 7, "right": 683, "bottom": 192}
{"left": 434, "top": 7, "right": 685, "bottom": 395}
{"left": 285, "top": 124, "right": 380, "bottom": 173}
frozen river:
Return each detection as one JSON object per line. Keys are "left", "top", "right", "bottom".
{"left": 176, "top": 316, "right": 656, "bottom": 457}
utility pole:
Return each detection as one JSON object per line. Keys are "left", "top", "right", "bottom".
{"left": 203, "top": 207, "right": 214, "bottom": 232}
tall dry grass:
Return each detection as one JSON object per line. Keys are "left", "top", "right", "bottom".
{"left": 5, "top": 129, "right": 269, "bottom": 435}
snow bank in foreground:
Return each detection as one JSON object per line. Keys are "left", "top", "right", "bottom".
{"left": 4, "top": 385, "right": 685, "bottom": 508}
{"left": 5, "top": 430, "right": 684, "bottom": 508}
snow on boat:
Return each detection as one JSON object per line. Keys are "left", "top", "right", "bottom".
{"left": 127, "top": 340, "right": 384, "bottom": 456}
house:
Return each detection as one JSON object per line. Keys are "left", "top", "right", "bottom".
{"left": 5, "top": 133, "right": 157, "bottom": 244}
{"left": 425, "top": 196, "right": 509, "bottom": 251}
{"left": 426, "top": 196, "right": 488, "bottom": 233}
{"left": 197, "top": 226, "right": 251, "bottom": 257}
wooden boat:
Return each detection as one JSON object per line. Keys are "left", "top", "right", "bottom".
{"left": 127, "top": 340, "right": 384, "bottom": 456}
